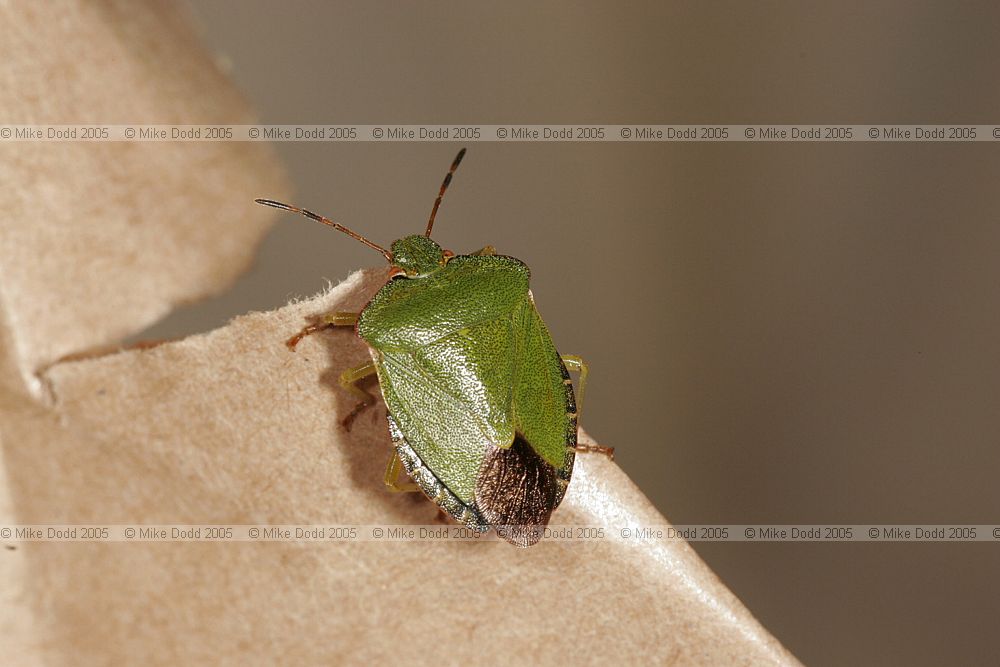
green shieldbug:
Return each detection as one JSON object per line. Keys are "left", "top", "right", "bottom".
{"left": 256, "top": 149, "right": 613, "bottom": 547}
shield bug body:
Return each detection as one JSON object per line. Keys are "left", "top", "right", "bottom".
{"left": 256, "top": 150, "right": 612, "bottom": 547}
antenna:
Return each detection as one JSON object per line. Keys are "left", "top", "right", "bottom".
{"left": 254, "top": 199, "right": 393, "bottom": 263}
{"left": 424, "top": 148, "right": 466, "bottom": 237}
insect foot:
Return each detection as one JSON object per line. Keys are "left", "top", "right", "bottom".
{"left": 285, "top": 322, "right": 329, "bottom": 350}
{"left": 574, "top": 443, "right": 615, "bottom": 460}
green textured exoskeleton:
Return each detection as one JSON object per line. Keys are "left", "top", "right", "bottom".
{"left": 257, "top": 149, "right": 610, "bottom": 547}
{"left": 361, "top": 239, "right": 577, "bottom": 547}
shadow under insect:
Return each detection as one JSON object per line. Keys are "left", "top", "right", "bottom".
{"left": 296, "top": 277, "right": 440, "bottom": 523}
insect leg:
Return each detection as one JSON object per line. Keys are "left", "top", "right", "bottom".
{"left": 383, "top": 451, "right": 420, "bottom": 493}
{"left": 560, "top": 354, "right": 589, "bottom": 415}
{"left": 561, "top": 355, "right": 615, "bottom": 459}
{"left": 339, "top": 360, "right": 378, "bottom": 430}
{"left": 574, "top": 442, "right": 615, "bottom": 459}
{"left": 286, "top": 311, "right": 360, "bottom": 350}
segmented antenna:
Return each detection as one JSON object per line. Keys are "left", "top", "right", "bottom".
{"left": 254, "top": 199, "right": 393, "bottom": 263}
{"left": 425, "top": 148, "right": 466, "bottom": 237}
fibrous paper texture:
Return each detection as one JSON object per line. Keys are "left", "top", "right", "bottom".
{"left": 4, "top": 270, "right": 797, "bottom": 665}
{"left": 0, "top": 2, "right": 798, "bottom": 665}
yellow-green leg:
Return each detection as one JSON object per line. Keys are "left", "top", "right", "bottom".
{"left": 561, "top": 354, "right": 589, "bottom": 414}
{"left": 286, "top": 311, "right": 378, "bottom": 429}
{"left": 561, "top": 354, "right": 615, "bottom": 459}
{"left": 383, "top": 451, "right": 420, "bottom": 493}
{"left": 339, "top": 360, "right": 378, "bottom": 430}
{"left": 286, "top": 311, "right": 360, "bottom": 349}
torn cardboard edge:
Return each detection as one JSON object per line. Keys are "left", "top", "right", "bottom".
{"left": 0, "top": 2, "right": 796, "bottom": 660}
{"left": 0, "top": 268, "right": 799, "bottom": 665}
{"left": 0, "top": 0, "right": 292, "bottom": 399}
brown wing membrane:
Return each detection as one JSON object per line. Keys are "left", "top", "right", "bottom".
{"left": 474, "top": 434, "right": 560, "bottom": 547}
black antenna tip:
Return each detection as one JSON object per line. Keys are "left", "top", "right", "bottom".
{"left": 255, "top": 198, "right": 288, "bottom": 210}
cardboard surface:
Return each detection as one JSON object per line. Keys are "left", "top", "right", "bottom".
{"left": 0, "top": 2, "right": 798, "bottom": 664}
{"left": 0, "top": 1, "right": 290, "bottom": 662}
{"left": 4, "top": 270, "right": 798, "bottom": 665}
{"left": 0, "top": 0, "right": 289, "bottom": 395}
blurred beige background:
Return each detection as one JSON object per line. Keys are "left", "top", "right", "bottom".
{"left": 136, "top": 2, "right": 1000, "bottom": 664}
